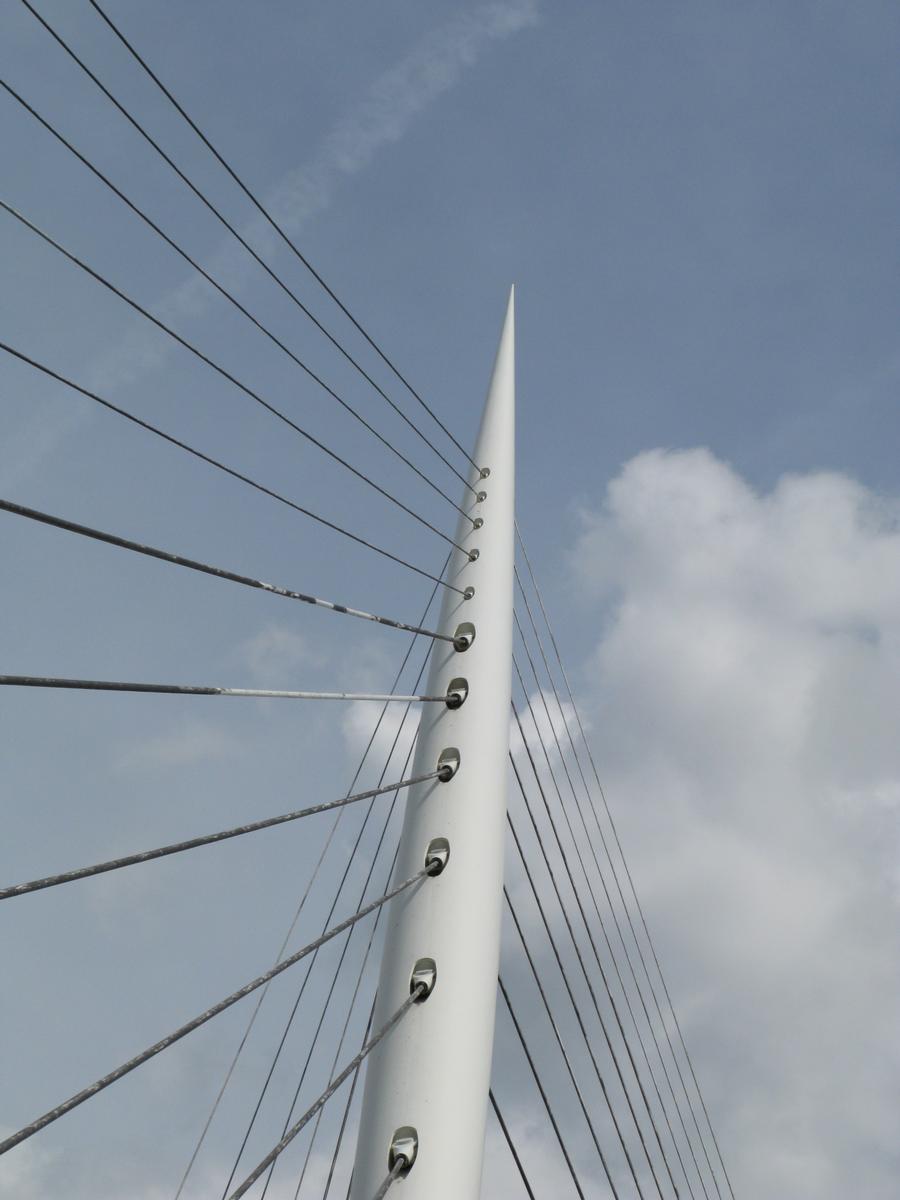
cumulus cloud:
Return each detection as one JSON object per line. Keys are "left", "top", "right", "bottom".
{"left": 236, "top": 624, "right": 314, "bottom": 683}
{"left": 558, "top": 448, "right": 900, "bottom": 1197}
{"left": 112, "top": 720, "right": 237, "bottom": 771}
{"left": 510, "top": 686, "right": 579, "bottom": 766}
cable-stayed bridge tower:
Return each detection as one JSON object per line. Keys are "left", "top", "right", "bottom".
{"left": 1, "top": 7, "right": 740, "bottom": 1198}
{"left": 351, "top": 290, "right": 516, "bottom": 1199}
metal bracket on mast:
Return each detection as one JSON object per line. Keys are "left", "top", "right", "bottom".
{"left": 350, "top": 289, "right": 516, "bottom": 1200}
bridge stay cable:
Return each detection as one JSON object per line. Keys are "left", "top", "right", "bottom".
{"left": 250, "top": 737, "right": 419, "bottom": 1200}
{"left": 513, "top": 582, "right": 712, "bottom": 1199}
{"left": 510, "top": 695, "right": 672, "bottom": 1200}
{"left": 514, "top": 529, "right": 736, "bottom": 1200}
{"left": 0, "top": 497, "right": 465, "bottom": 620}
{"left": 497, "top": 977, "right": 588, "bottom": 1200}
{"left": 216, "top": 647, "right": 434, "bottom": 1197}
{"left": 0, "top": 673, "right": 455, "bottom": 706}
{"left": 83, "top": 0, "right": 483, "bottom": 481}
{"left": 227, "top": 986, "right": 429, "bottom": 1200}
{"left": 0, "top": 78, "right": 474, "bottom": 527}
{"left": 505, "top": 799, "right": 646, "bottom": 1198}
{"left": 502, "top": 887, "right": 622, "bottom": 1198}
{"left": 174, "top": 563, "right": 448, "bottom": 1199}
{"left": 0, "top": 864, "right": 437, "bottom": 1159}
{"left": 488, "top": 1090, "right": 538, "bottom": 1200}
{"left": 0, "top": 768, "right": 443, "bottom": 902}
{"left": 512, "top": 637, "right": 696, "bottom": 1198}
{"left": 0, "top": 201, "right": 470, "bottom": 556}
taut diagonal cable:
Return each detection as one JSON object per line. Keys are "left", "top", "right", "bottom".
{"left": 0, "top": 867, "right": 433, "bottom": 1157}
{"left": 0, "top": 770, "right": 441, "bottom": 901}
{"left": 226, "top": 989, "right": 426, "bottom": 1200}
{"left": 173, "top": 557, "right": 448, "bottom": 1199}
{"left": 497, "top": 977, "right": 587, "bottom": 1200}
{"left": 514, "top": 584, "right": 707, "bottom": 1199}
{"left": 515, "top": 527, "right": 735, "bottom": 1199}
{"left": 0, "top": 496, "right": 465, "bottom": 609}
{"left": 0, "top": 201, "right": 469, "bottom": 554}
{"left": 503, "top": 887, "right": 622, "bottom": 1198}
{"left": 0, "top": 79, "right": 474, "bottom": 525}
{"left": 506, "top": 802, "right": 645, "bottom": 1199}
{"left": 83, "top": 0, "right": 482, "bottom": 480}
{"left": 489, "top": 1090, "right": 537, "bottom": 1200}
{"left": 510, "top": 695, "right": 671, "bottom": 1200}
{"left": 513, "top": 635, "right": 691, "bottom": 1198}
{"left": 217, "top": 646, "right": 433, "bottom": 1197}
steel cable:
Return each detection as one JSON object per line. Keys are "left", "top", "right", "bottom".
{"left": 287, "top": 873, "right": 390, "bottom": 1200}
{"left": 0, "top": 496, "right": 465, "bottom": 615}
{"left": 319, "top": 1002, "right": 377, "bottom": 1200}
{"left": 227, "top": 989, "right": 426, "bottom": 1200}
{"left": 0, "top": 200, "right": 469, "bottom": 556}
{"left": 489, "top": 1089, "right": 538, "bottom": 1200}
{"left": 369, "top": 1159, "right": 407, "bottom": 1200}
{"left": 0, "top": 342, "right": 474, "bottom": 600}
{"left": 0, "top": 867, "right": 433, "bottom": 1158}
{"left": 0, "top": 770, "right": 442, "bottom": 901}
{"left": 512, "top": 638, "right": 690, "bottom": 1198}
{"left": 497, "top": 977, "right": 587, "bottom": 1200}
{"left": 83, "top": 0, "right": 482, "bottom": 481}
{"left": 0, "top": 673, "right": 451, "bottom": 705}
{"left": 173, "top": 558, "right": 447, "bottom": 1198}
{"left": 0, "top": 78, "right": 475, "bottom": 526}
{"left": 510, "top": 695, "right": 670, "bottom": 1200}
{"left": 506, "top": 800, "right": 645, "bottom": 1199}
{"left": 216, "top": 646, "right": 432, "bottom": 1197}
{"left": 258, "top": 770, "right": 411, "bottom": 1200}
{"left": 514, "top": 584, "right": 708, "bottom": 1199}
{"left": 515, "top": 529, "right": 735, "bottom": 1200}
{"left": 503, "top": 888, "right": 621, "bottom": 1198}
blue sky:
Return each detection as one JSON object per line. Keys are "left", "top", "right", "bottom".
{"left": 1, "top": 2, "right": 899, "bottom": 1197}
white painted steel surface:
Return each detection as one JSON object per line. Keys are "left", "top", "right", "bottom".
{"left": 350, "top": 289, "right": 516, "bottom": 1199}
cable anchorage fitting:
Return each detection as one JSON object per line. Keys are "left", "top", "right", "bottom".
{"left": 453, "top": 621, "right": 475, "bottom": 652}
{"left": 468, "top": 548, "right": 480, "bottom": 562}
{"left": 436, "top": 747, "right": 460, "bottom": 781}
{"left": 445, "top": 677, "right": 468, "bottom": 710}
{"left": 409, "top": 958, "right": 437, "bottom": 1002}
{"left": 389, "top": 1126, "right": 419, "bottom": 1174}
{"left": 477, "top": 490, "right": 487, "bottom": 502}
{"left": 463, "top": 585, "right": 475, "bottom": 600}
{"left": 473, "top": 516, "right": 484, "bottom": 530}
{"left": 424, "top": 837, "right": 450, "bottom": 876}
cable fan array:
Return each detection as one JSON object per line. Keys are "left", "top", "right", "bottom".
{"left": 1, "top": 4, "right": 736, "bottom": 1198}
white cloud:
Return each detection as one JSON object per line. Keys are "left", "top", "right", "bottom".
{"left": 112, "top": 720, "right": 236, "bottom": 771}
{"left": 510, "top": 687, "right": 579, "bottom": 767}
{"left": 342, "top": 696, "right": 419, "bottom": 775}
{"left": 555, "top": 448, "right": 900, "bottom": 1197}
{"left": 235, "top": 624, "right": 313, "bottom": 684}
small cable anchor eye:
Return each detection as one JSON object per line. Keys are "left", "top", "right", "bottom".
{"left": 424, "top": 837, "right": 450, "bottom": 876}
{"left": 472, "top": 517, "right": 484, "bottom": 530}
{"left": 410, "top": 959, "right": 437, "bottom": 1004}
{"left": 477, "top": 490, "right": 487, "bottom": 502}
{"left": 453, "top": 622, "right": 475, "bottom": 652}
{"left": 445, "top": 677, "right": 468, "bottom": 709}
{"left": 389, "top": 1126, "right": 419, "bottom": 1174}
{"left": 480, "top": 466, "right": 491, "bottom": 479}
{"left": 463, "top": 585, "right": 475, "bottom": 600}
{"left": 436, "top": 747, "right": 460, "bottom": 781}
{"left": 468, "top": 548, "right": 480, "bottom": 562}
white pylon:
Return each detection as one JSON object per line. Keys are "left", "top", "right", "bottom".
{"left": 350, "top": 289, "right": 516, "bottom": 1200}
